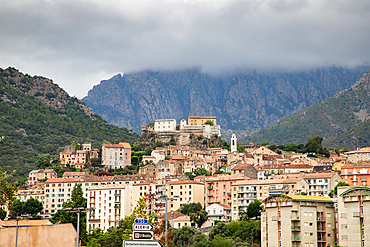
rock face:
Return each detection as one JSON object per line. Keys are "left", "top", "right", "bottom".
{"left": 242, "top": 68, "right": 370, "bottom": 149}
{"left": 83, "top": 66, "right": 369, "bottom": 135}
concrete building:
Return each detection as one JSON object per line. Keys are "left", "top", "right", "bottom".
{"left": 206, "top": 203, "right": 231, "bottom": 223}
{"left": 154, "top": 119, "right": 177, "bottom": 132}
{"left": 337, "top": 186, "right": 370, "bottom": 247}
{"left": 204, "top": 174, "right": 247, "bottom": 207}
{"left": 101, "top": 142, "right": 131, "bottom": 169}
{"left": 261, "top": 194, "right": 335, "bottom": 247}
{"left": 28, "top": 169, "right": 57, "bottom": 186}
{"left": 346, "top": 147, "right": 370, "bottom": 163}
{"left": 341, "top": 162, "right": 370, "bottom": 186}
{"left": 188, "top": 116, "right": 217, "bottom": 126}
{"left": 87, "top": 184, "right": 129, "bottom": 232}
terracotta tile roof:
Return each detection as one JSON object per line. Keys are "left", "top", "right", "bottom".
{"left": 103, "top": 142, "right": 131, "bottom": 149}
{"left": 342, "top": 161, "right": 370, "bottom": 168}
{"left": 168, "top": 181, "right": 204, "bottom": 185}
{"left": 231, "top": 163, "right": 249, "bottom": 170}
{"left": 171, "top": 155, "right": 186, "bottom": 160}
{"left": 158, "top": 211, "right": 185, "bottom": 220}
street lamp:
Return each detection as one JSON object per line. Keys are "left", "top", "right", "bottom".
{"left": 62, "top": 207, "right": 94, "bottom": 247}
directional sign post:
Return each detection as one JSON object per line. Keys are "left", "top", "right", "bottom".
{"left": 134, "top": 218, "right": 148, "bottom": 224}
{"left": 133, "top": 231, "right": 154, "bottom": 240}
{"left": 123, "top": 240, "right": 163, "bottom": 247}
{"left": 133, "top": 224, "right": 154, "bottom": 231}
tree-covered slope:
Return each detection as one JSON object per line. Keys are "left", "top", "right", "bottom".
{"left": 241, "top": 69, "right": 370, "bottom": 149}
{"left": 0, "top": 67, "right": 139, "bottom": 181}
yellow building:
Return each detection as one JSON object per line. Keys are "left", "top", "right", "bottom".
{"left": 188, "top": 116, "right": 216, "bottom": 126}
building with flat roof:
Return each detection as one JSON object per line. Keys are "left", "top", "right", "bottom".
{"left": 261, "top": 194, "right": 335, "bottom": 247}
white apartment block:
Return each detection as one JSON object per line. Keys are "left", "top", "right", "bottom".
{"left": 154, "top": 119, "right": 177, "bottom": 132}
{"left": 87, "top": 184, "right": 130, "bottom": 232}
{"left": 43, "top": 175, "right": 149, "bottom": 215}
{"left": 101, "top": 142, "right": 131, "bottom": 169}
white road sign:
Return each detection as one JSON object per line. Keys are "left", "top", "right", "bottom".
{"left": 133, "top": 224, "right": 154, "bottom": 231}
{"left": 123, "top": 240, "right": 163, "bottom": 247}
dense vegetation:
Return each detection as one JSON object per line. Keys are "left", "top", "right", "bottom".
{"left": 0, "top": 67, "right": 139, "bottom": 182}
{"left": 242, "top": 69, "right": 370, "bottom": 149}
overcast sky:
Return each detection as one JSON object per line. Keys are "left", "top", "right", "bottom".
{"left": 1, "top": 0, "right": 369, "bottom": 98}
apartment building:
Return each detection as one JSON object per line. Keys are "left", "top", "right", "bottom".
{"left": 188, "top": 116, "right": 216, "bottom": 126}
{"left": 154, "top": 119, "right": 177, "bottom": 132}
{"left": 165, "top": 181, "right": 204, "bottom": 212}
{"left": 346, "top": 147, "right": 370, "bottom": 163}
{"left": 206, "top": 203, "right": 231, "bottom": 223}
{"left": 231, "top": 177, "right": 308, "bottom": 220}
{"left": 302, "top": 171, "right": 342, "bottom": 197}
{"left": 43, "top": 175, "right": 149, "bottom": 214}
{"left": 60, "top": 150, "right": 89, "bottom": 167}
{"left": 337, "top": 186, "right": 370, "bottom": 247}
{"left": 261, "top": 194, "right": 335, "bottom": 247}
{"left": 101, "top": 142, "right": 131, "bottom": 170}
{"left": 341, "top": 162, "right": 370, "bottom": 186}
{"left": 87, "top": 184, "right": 128, "bottom": 232}
{"left": 139, "top": 164, "right": 156, "bottom": 177}
{"left": 18, "top": 183, "right": 45, "bottom": 203}
{"left": 28, "top": 169, "right": 57, "bottom": 186}
{"left": 155, "top": 160, "right": 183, "bottom": 180}
{"left": 205, "top": 174, "right": 247, "bottom": 207}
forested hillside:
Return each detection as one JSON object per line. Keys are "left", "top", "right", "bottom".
{"left": 0, "top": 67, "right": 139, "bottom": 182}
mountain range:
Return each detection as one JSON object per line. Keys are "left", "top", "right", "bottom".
{"left": 0, "top": 67, "right": 139, "bottom": 181}
{"left": 82, "top": 66, "right": 369, "bottom": 140}
{"left": 243, "top": 69, "right": 370, "bottom": 149}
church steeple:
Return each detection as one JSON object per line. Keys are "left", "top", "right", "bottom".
{"left": 231, "top": 133, "right": 237, "bottom": 153}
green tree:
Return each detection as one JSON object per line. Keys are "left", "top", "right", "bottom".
{"left": 55, "top": 184, "right": 88, "bottom": 245}
{"left": 204, "top": 120, "right": 214, "bottom": 126}
{"left": 0, "top": 208, "right": 7, "bottom": 220}
{"left": 190, "top": 210, "right": 208, "bottom": 229}
{"left": 305, "top": 136, "right": 323, "bottom": 153}
{"left": 246, "top": 200, "right": 263, "bottom": 219}
{"left": 172, "top": 226, "right": 195, "bottom": 246}
{"left": 9, "top": 199, "right": 25, "bottom": 218}
{"left": 178, "top": 202, "right": 203, "bottom": 215}
{"left": 0, "top": 168, "right": 17, "bottom": 210}
{"left": 237, "top": 145, "right": 245, "bottom": 153}
{"left": 329, "top": 181, "right": 350, "bottom": 198}
{"left": 35, "top": 154, "right": 52, "bottom": 169}
{"left": 193, "top": 167, "right": 211, "bottom": 177}
{"left": 24, "top": 197, "right": 43, "bottom": 216}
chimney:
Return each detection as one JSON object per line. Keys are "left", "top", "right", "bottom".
{"left": 300, "top": 171, "right": 305, "bottom": 177}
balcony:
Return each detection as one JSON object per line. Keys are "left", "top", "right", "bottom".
{"left": 317, "top": 227, "right": 326, "bottom": 232}
{"left": 290, "top": 215, "right": 300, "bottom": 221}
{"left": 291, "top": 226, "right": 301, "bottom": 231}
{"left": 317, "top": 217, "right": 325, "bottom": 222}
{"left": 291, "top": 236, "right": 300, "bottom": 241}
{"left": 317, "top": 237, "right": 326, "bottom": 242}
{"left": 88, "top": 219, "right": 101, "bottom": 223}
{"left": 208, "top": 194, "right": 213, "bottom": 197}
{"left": 208, "top": 185, "right": 213, "bottom": 190}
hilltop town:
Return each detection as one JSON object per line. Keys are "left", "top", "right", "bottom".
{"left": 1, "top": 116, "right": 370, "bottom": 246}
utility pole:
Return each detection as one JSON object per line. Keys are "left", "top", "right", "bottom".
{"left": 62, "top": 207, "right": 94, "bottom": 247}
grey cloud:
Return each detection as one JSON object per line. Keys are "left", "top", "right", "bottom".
{"left": 0, "top": 0, "right": 369, "bottom": 98}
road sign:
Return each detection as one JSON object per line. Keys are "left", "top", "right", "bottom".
{"left": 123, "top": 240, "right": 163, "bottom": 247}
{"left": 135, "top": 218, "right": 148, "bottom": 224}
{"left": 133, "top": 231, "right": 154, "bottom": 240}
{"left": 133, "top": 223, "right": 154, "bottom": 231}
